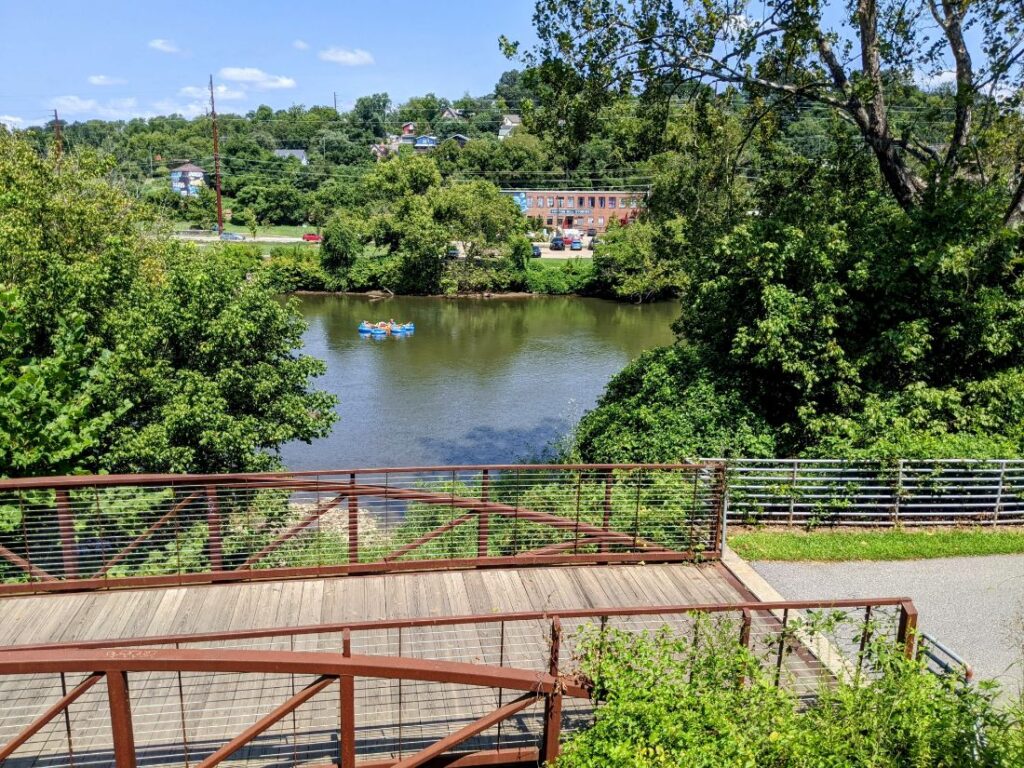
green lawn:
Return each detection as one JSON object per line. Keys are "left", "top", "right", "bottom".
{"left": 534, "top": 256, "right": 593, "bottom": 266}
{"left": 728, "top": 527, "right": 1024, "bottom": 561}
{"left": 171, "top": 221, "right": 316, "bottom": 237}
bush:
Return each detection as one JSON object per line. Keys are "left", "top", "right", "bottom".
{"left": 525, "top": 258, "right": 597, "bottom": 295}
{"left": 260, "top": 246, "right": 334, "bottom": 292}
{"left": 558, "top": 619, "right": 1024, "bottom": 768}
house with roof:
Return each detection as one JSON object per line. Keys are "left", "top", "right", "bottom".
{"left": 273, "top": 149, "right": 308, "bottom": 165}
{"left": 439, "top": 107, "right": 464, "bottom": 121}
{"left": 449, "top": 134, "right": 470, "bottom": 147}
{"left": 498, "top": 114, "right": 521, "bottom": 140}
{"left": 169, "top": 162, "right": 206, "bottom": 197}
{"left": 413, "top": 135, "right": 439, "bottom": 153}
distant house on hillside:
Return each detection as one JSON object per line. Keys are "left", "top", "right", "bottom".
{"left": 498, "top": 114, "right": 521, "bottom": 140}
{"left": 169, "top": 162, "right": 206, "bottom": 197}
{"left": 439, "top": 107, "right": 464, "bottom": 121}
{"left": 449, "top": 134, "right": 470, "bottom": 147}
{"left": 273, "top": 149, "right": 308, "bottom": 165}
{"left": 413, "top": 135, "right": 439, "bottom": 153}
{"left": 401, "top": 122, "right": 417, "bottom": 136}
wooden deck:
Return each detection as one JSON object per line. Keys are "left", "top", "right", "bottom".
{"left": 0, "top": 563, "right": 757, "bottom": 767}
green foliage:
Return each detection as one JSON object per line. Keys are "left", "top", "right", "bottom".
{"left": 558, "top": 620, "right": 1024, "bottom": 767}
{"left": 0, "top": 288, "right": 125, "bottom": 476}
{"left": 576, "top": 346, "right": 776, "bottom": 463}
{"left": 261, "top": 246, "right": 334, "bottom": 293}
{"left": 320, "top": 212, "right": 364, "bottom": 273}
{"left": 0, "top": 131, "right": 336, "bottom": 476}
{"left": 593, "top": 220, "right": 679, "bottom": 303}
{"left": 524, "top": 258, "right": 596, "bottom": 295}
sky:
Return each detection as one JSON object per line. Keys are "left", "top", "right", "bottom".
{"left": 0, "top": 0, "right": 540, "bottom": 129}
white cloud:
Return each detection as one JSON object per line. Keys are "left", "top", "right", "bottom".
{"left": 179, "top": 84, "right": 245, "bottom": 100}
{"left": 152, "top": 98, "right": 208, "bottom": 118}
{"left": 149, "top": 38, "right": 180, "bottom": 54}
{"left": 219, "top": 67, "right": 296, "bottom": 89}
{"left": 918, "top": 69, "right": 957, "bottom": 89}
{"left": 0, "top": 115, "right": 24, "bottom": 129}
{"left": 293, "top": 39, "right": 309, "bottom": 50}
{"left": 318, "top": 47, "right": 374, "bottom": 66}
{"left": 88, "top": 74, "right": 126, "bottom": 86}
{"left": 51, "top": 95, "right": 142, "bottom": 119}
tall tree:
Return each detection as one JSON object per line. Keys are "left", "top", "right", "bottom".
{"left": 514, "top": 0, "right": 1024, "bottom": 220}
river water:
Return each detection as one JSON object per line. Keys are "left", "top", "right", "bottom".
{"left": 281, "top": 294, "right": 676, "bottom": 470}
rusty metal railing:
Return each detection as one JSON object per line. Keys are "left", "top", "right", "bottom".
{"left": 0, "top": 464, "right": 726, "bottom": 596}
{"left": 0, "top": 597, "right": 917, "bottom": 768}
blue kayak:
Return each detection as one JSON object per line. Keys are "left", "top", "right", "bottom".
{"left": 358, "top": 321, "right": 415, "bottom": 336}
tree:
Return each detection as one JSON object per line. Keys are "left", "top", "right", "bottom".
{"left": 321, "top": 212, "right": 364, "bottom": 273}
{"left": 515, "top": 0, "right": 1024, "bottom": 221}
{"left": 0, "top": 131, "right": 336, "bottom": 475}
{"left": 234, "top": 208, "right": 259, "bottom": 239}
{"left": 593, "top": 221, "right": 680, "bottom": 303}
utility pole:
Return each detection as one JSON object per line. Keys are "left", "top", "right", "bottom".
{"left": 209, "top": 74, "right": 225, "bottom": 234}
{"left": 52, "top": 109, "right": 63, "bottom": 162}
{"left": 333, "top": 91, "right": 338, "bottom": 112}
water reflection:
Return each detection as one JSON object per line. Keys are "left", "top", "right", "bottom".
{"left": 282, "top": 294, "right": 676, "bottom": 469}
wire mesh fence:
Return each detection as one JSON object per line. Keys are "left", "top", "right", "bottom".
{"left": 720, "top": 458, "right": 1024, "bottom": 526}
{"left": 0, "top": 464, "right": 725, "bottom": 594}
{"left": 0, "top": 598, "right": 915, "bottom": 768}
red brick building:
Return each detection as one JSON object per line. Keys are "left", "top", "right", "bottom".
{"left": 506, "top": 190, "right": 643, "bottom": 233}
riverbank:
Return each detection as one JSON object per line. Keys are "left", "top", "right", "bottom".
{"left": 256, "top": 243, "right": 604, "bottom": 298}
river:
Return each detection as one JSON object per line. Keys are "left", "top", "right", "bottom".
{"left": 281, "top": 294, "right": 677, "bottom": 470}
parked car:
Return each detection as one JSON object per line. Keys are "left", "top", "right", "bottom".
{"left": 550, "top": 237, "right": 565, "bottom": 251}
{"left": 302, "top": 233, "right": 323, "bottom": 243}
{"left": 588, "top": 237, "right": 601, "bottom": 251}
{"left": 219, "top": 232, "right": 245, "bottom": 241}
{"left": 586, "top": 227, "right": 597, "bottom": 237}
{"left": 570, "top": 239, "right": 583, "bottom": 251}
{"left": 531, "top": 245, "right": 542, "bottom": 258}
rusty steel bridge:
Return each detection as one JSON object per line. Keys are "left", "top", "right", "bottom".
{"left": 0, "top": 464, "right": 920, "bottom": 768}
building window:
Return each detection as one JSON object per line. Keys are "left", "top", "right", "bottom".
{"left": 598, "top": 196, "right": 605, "bottom": 208}
{"left": 598, "top": 216, "right": 605, "bottom": 225}
{"left": 608, "top": 197, "right": 617, "bottom": 209}
{"left": 557, "top": 197, "right": 565, "bottom": 208}
{"left": 547, "top": 197, "right": 554, "bottom": 208}
{"left": 577, "top": 196, "right": 584, "bottom": 206}
{"left": 630, "top": 198, "right": 637, "bottom": 208}
{"left": 546, "top": 217, "right": 553, "bottom": 225}
{"left": 588, "top": 217, "right": 594, "bottom": 224}
{"left": 589, "top": 196, "right": 596, "bottom": 207}
{"left": 526, "top": 197, "right": 533, "bottom": 208}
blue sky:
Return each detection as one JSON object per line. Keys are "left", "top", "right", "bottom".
{"left": 0, "top": 0, "right": 539, "bottom": 128}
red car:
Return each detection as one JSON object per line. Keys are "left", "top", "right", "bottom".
{"left": 302, "top": 233, "right": 323, "bottom": 243}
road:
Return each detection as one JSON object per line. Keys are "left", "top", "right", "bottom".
{"left": 752, "top": 555, "right": 1024, "bottom": 690}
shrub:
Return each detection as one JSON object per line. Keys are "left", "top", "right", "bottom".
{"left": 525, "top": 258, "right": 597, "bottom": 295}
{"left": 558, "top": 619, "right": 1024, "bottom": 768}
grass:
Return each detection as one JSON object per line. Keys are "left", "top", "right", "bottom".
{"left": 534, "top": 256, "right": 593, "bottom": 266}
{"left": 171, "top": 221, "right": 316, "bottom": 237}
{"left": 728, "top": 526, "right": 1024, "bottom": 561}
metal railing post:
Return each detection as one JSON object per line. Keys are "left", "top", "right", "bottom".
{"left": 339, "top": 628, "right": 356, "bottom": 767}
{"left": 993, "top": 460, "right": 1006, "bottom": 526}
{"left": 106, "top": 670, "right": 137, "bottom": 768}
{"left": 541, "top": 617, "right": 562, "bottom": 764}
{"left": 56, "top": 489, "right": 78, "bottom": 579}
{"left": 599, "top": 471, "right": 613, "bottom": 553}
{"left": 477, "top": 469, "right": 490, "bottom": 558}
{"left": 897, "top": 600, "right": 918, "bottom": 660}
{"left": 205, "top": 485, "right": 223, "bottom": 571}
{"left": 348, "top": 473, "right": 359, "bottom": 565}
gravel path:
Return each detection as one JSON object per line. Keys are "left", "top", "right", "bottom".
{"left": 752, "top": 555, "right": 1024, "bottom": 690}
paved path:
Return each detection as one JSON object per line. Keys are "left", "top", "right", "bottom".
{"left": 752, "top": 555, "right": 1024, "bottom": 690}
